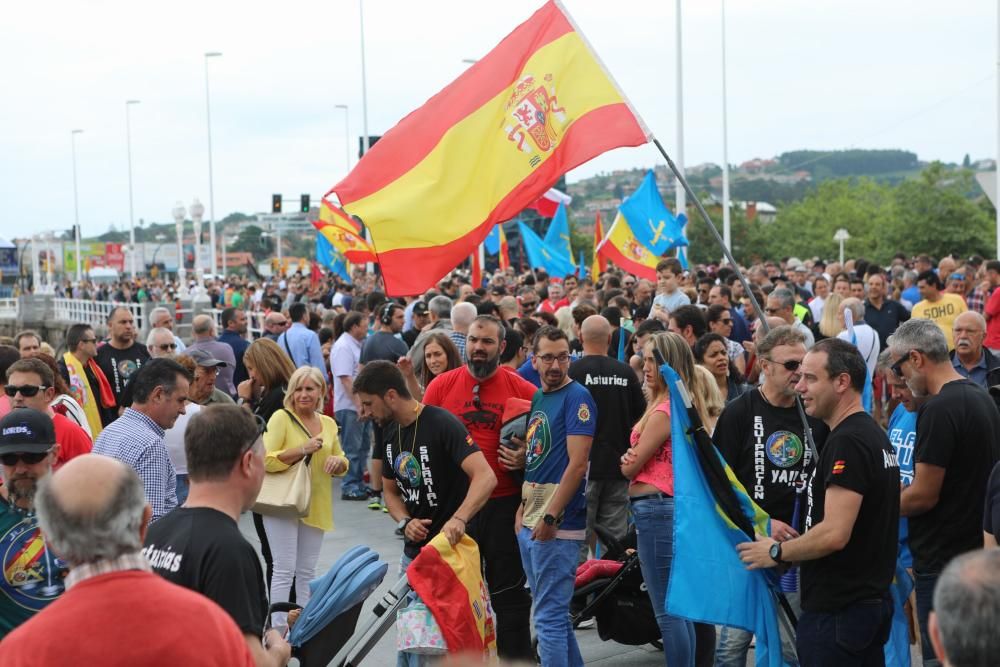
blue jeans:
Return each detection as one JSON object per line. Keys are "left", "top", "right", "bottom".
{"left": 914, "top": 570, "right": 942, "bottom": 667}
{"left": 175, "top": 474, "right": 189, "bottom": 505}
{"left": 517, "top": 527, "right": 583, "bottom": 667}
{"left": 796, "top": 595, "right": 893, "bottom": 667}
{"left": 631, "top": 496, "right": 694, "bottom": 667}
{"left": 336, "top": 409, "right": 369, "bottom": 495}
{"left": 715, "top": 592, "right": 800, "bottom": 666}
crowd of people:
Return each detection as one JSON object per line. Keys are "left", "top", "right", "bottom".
{"left": 1, "top": 249, "right": 1000, "bottom": 666}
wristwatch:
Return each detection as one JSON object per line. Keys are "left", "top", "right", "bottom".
{"left": 769, "top": 541, "right": 783, "bottom": 564}
{"left": 397, "top": 517, "right": 412, "bottom": 532}
{"left": 542, "top": 513, "right": 561, "bottom": 527}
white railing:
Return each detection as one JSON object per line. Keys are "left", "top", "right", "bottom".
{"left": 0, "top": 298, "right": 18, "bottom": 319}
{"left": 52, "top": 299, "right": 148, "bottom": 336}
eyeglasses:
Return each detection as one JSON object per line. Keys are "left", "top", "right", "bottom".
{"left": 521, "top": 301, "right": 538, "bottom": 309}
{"left": 536, "top": 353, "right": 571, "bottom": 365}
{"left": 472, "top": 384, "right": 481, "bottom": 409}
{"left": 765, "top": 358, "right": 801, "bottom": 372}
{"left": 720, "top": 318, "right": 733, "bottom": 325}
{"left": 4, "top": 384, "right": 49, "bottom": 397}
{"left": 0, "top": 450, "right": 51, "bottom": 466}
{"left": 155, "top": 343, "right": 177, "bottom": 351}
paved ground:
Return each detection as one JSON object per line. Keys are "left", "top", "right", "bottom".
{"left": 238, "top": 477, "right": 668, "bottom": 666}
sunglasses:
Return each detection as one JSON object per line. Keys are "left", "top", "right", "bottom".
{"left": 764, "top": 307, "right": 781, "bottom": 315}
{"left": 80, "top": 338, "right": 97, "bottom": 344}
{"left": 155, "top": 343, "right": 177, "bottom": 351}
{"left": 472, "top": 384, "right": 481, "bottom": 409}
{"left": 766, "top": 358, "right": 801, "bottom": 372}
{"left": 0, "top": 450, "right": 51, "bottom": 466}
{"left": 4, "top": 384, "right": 49, "bottom": 397}
{"left": 890, "top": 351, "right": 919, "bottom": 378}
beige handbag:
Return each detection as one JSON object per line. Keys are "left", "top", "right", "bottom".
{"left": 253, "top": 410, "right": 315, "bottom": 518}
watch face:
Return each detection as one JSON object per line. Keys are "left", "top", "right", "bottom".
{"left": 769, "top": 543, "right": 780, "bottom": 560}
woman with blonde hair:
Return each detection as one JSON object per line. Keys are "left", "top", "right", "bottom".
{"left": 620, "top": 332, "right": 716, "bottom": 667}
{"left": 262, "top": 366, "right": 349, "bottom": 613}
{"left": 818, "top": 293, "right": 844, "bottom": 340}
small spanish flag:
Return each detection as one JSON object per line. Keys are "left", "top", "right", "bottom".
{"left": 596, "top": 212, "right": 659, "bottom": 281}
{"left": 313, "top": 200, "right": 377, "bottom": 265}
{"left": 406, "top": 534, "right": 497, "bottom": 655}
{"left": 591, "top": 211, "right": 606, "bottom": 278}
{"left": 832, "top": 460, "right": 846, "bottom": 475}
{"left": 329, "top": 0, "right": 650, "bottom": 296}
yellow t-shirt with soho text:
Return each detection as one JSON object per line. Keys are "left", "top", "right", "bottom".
{"left": 911, "top": 293, "right": 967, "bottom": 350}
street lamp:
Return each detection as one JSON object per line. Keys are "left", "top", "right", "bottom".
{"left": 172, "top": 202, "right": 188, "bottom": 297}
{"left": 335, "top": 104, "right": 350, "bottom": 174}
{"left": 190, "top": 198, "right": 205, "bottom": 282}
{"left": 71, "top": 129, "right": 84, "bottom": 283}
{"left": 125, "top": 100, "right": 140, "bottom": 279}
{"left": 833, "top": 228, "right": 851, "bottom": 266}
{"left": 204, "top": 51, "right": 222, "bottom": 278}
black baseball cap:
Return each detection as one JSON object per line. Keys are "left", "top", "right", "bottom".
{"left": 412, "top": 302, "right": 429, "bottom": 316}
{"left": 0, "top": 409, "right": 56, "bottom": 454}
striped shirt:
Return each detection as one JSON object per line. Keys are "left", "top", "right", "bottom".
{"left": 93, "top": 408, "right": 176, "bottom": 522}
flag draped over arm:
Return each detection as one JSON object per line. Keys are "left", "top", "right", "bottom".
{"left": 518, "top": 221, "right": 577, "bottom": 278}
{"left": 327, "top": 0, "right": 650, "bottom": 296}
{"left": 659, "top": 362, "right": 788, "bottom": 667}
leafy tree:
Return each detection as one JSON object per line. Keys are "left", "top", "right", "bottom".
{"left": 230, "top": 225, "right": 273, "bottom": 261}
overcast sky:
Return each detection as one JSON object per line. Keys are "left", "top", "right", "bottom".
{"left": 0, "top": 0, "right": 995, "bottom": 241}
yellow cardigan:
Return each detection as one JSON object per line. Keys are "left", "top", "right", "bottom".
{"left": 264, "top": 409, "right": 347, "bottom": 531}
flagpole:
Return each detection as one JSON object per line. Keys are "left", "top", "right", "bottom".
{"left": 674, "top": 0, "right": 686, "bottom": 220}
{"left": 652, "top": 136, "right": 818, "bottom": 468}
{"left": 721, "top": 0, "right": 731, "bottom": 257}
{"left": 359, "top": 0, "right": 374, "bottom": 274}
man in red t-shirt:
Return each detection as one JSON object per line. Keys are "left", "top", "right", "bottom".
{"left": 6, "top": 358, "right": 92, "bottom": 468}
{"left": 538, "top": 281, "right": 569, "bottom": 314}
{"left": 423, "top": 315, "right": 537, "bottom": 661}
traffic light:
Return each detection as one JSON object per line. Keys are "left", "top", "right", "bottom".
{"left": 272, "top": 194, "right": 282, "bottom": 214}
{"left": 300, "top": 194, "right": 310, "bottom": 213}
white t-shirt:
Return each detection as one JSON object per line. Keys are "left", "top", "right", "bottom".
{"left": 838, "top": 323, "right": 881, "bottom": 379}
{"left": 165, "top": 403, "right": 201, "bottom": 475}
{"left": 653, "top": 290, "right": 691, "bottom": 314}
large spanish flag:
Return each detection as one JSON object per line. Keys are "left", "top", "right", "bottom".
{"left": 406, "top": 534, "right": 497, "bottom": 655}
{"left": 328, "top": 0, "right": 651, "bottom": 295}
{"left": 313, "top": 199, "right": 377, "bottom": 264}
{"left": 597, "top": 212, "right": 659, "bottom": 281}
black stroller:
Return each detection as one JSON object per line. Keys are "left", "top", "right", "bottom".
{"left": 570, "top": 523, "right": 663, "bottom": 649}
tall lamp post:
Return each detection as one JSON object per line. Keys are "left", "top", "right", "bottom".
{"left": 190, "top": 198, "right": 205, "bottom": 283}
{"left": 172, "top": 202, "right": 188, "bottom": 298}
{"left": 71, "top": 129, "right": 84, "bottom": 283}
{"left": 125, "top": 100, "right": 140, "bottom": 279}
{"left": 335, "top": 104, "right": 350, "bottom": 175}
{"left": 833, "top": 228, "right": 851, "bottom": 266}
{"left": 204, "top": 51, "right": 222, "bottom": 278}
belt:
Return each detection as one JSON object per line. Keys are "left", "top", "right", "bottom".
{"left": 629, "top": 492, "right": 672, "bottom": 503}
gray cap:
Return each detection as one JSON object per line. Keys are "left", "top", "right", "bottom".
{"left": 188, "top": 348, "right": 229, "bottom": 368}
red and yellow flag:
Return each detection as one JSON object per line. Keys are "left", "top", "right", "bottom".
{"left": 313, "top": 200, "right": 377, "bottom": 264}
{"left": 328, "top": 0, "right": 650, "bottom": 295}
{"left": 591, "top": 211, "right": 606, "bottom": 278}
{"left": 498, "top": 226, "right": 510, "bottom": 271}
{"left": 596, "top": 212, "right": 659, "bottom": 281}
{"left": 406, "top": 534, "right": 497, "bottom": 656}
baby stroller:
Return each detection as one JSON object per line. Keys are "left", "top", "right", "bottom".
{"left": 571, "top": 523, "right": 663, "bottom": 649}
{"left": 267, "top": 545, "right": 397, "bottom": 667}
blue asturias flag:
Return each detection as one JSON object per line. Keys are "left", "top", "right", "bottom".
{"left": 518, "top": 221, "right": 576, "bottom": 278}
{"left": 484, "top": 224, "right": 502, "bottom": 255}
{"left": 661, "top": 362, "right": 788, "bottom": 667}
{"left": 542, "top": 202, "right": 576, "bottom": 266}
{"left": 316, "top": 234, "right": 351, "bottom": 283}
{"left": 619, "top": 170, "right": 688, "bottom": 255}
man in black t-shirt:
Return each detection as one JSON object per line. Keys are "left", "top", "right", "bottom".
{"left": 143, "top": 405, "right": 290, "bottom": 667}
{"left": 568, "top": 315, "right": 644, "bottom": 556}
{"left": 96, "top": 306, "right": 151, "bottom": 411}
{"left": 353, "top": 361, "right": 496, "bottom": 563}
{"left": 714, "top": 326, "right": 828, "bottom": 666}
{"left": 887, "top": 318, "right": 1000, "bottom": 666}
{"left": 739, "top": 338, "right": 899, "bottom": 666}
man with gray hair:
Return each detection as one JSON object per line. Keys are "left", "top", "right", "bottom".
{"left": 186, "top": 313, "right": 236, "bottom": 396}
{"left": 148, "top": 306, "right": 186, "bottom": 353}
{"left": 0, "top": 455, "right": 256, "bottom": 665}
{"left": 449, "top": 302, "right": 477, "bottom": 360}
{"left": 949, "top": 311, "right": 1000, "bottom": 397}
{"left": 928, "top": 549, "right": 1000, "bottom": 667}
{"left": 888, "top": 317, "right": 1000, "bottom": 666}
{"left": 766, "top": 287, "right": 815, "bottom": 348}
{"left": 145, "top": 327, "right": 177, "bottom": 359}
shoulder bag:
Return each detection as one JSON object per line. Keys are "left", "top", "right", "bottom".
{"left": 253, "top": 409, "right": 316, "bottom": 519}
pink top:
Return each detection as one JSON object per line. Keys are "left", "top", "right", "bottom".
{"left": 629, "top": 400, "right": 675, "bottom": 496}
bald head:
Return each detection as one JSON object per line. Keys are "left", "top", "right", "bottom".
{"left": 35, "top": 455, "right": 150, "bottom": 566}
{"left": 840, "top": 297, "right": 865, "bottom": 323}
{"left": 755, "top": 317, "right": 789, "bottom": 341}
{"left": 192, "top": 314, "right": 216, "bottom": 338}
{"left": 581, "top": 315, "right": 612, "bottom": 343}
{"left": 954, "top": 310, "right": 987, "bottom": 360}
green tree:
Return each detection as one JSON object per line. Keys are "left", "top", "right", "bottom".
{"left": 230, "top": 225, "right": 273, "bottom": 261}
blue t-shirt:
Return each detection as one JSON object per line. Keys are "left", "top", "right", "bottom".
{"left": 517, "top": 358, "right": 541, "bottom": 387}
{"left": 887, "top": 404, "right": 917, "bottom": 568}
{"left": 522, "top": 381, "right": 597, "bottom": 537}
